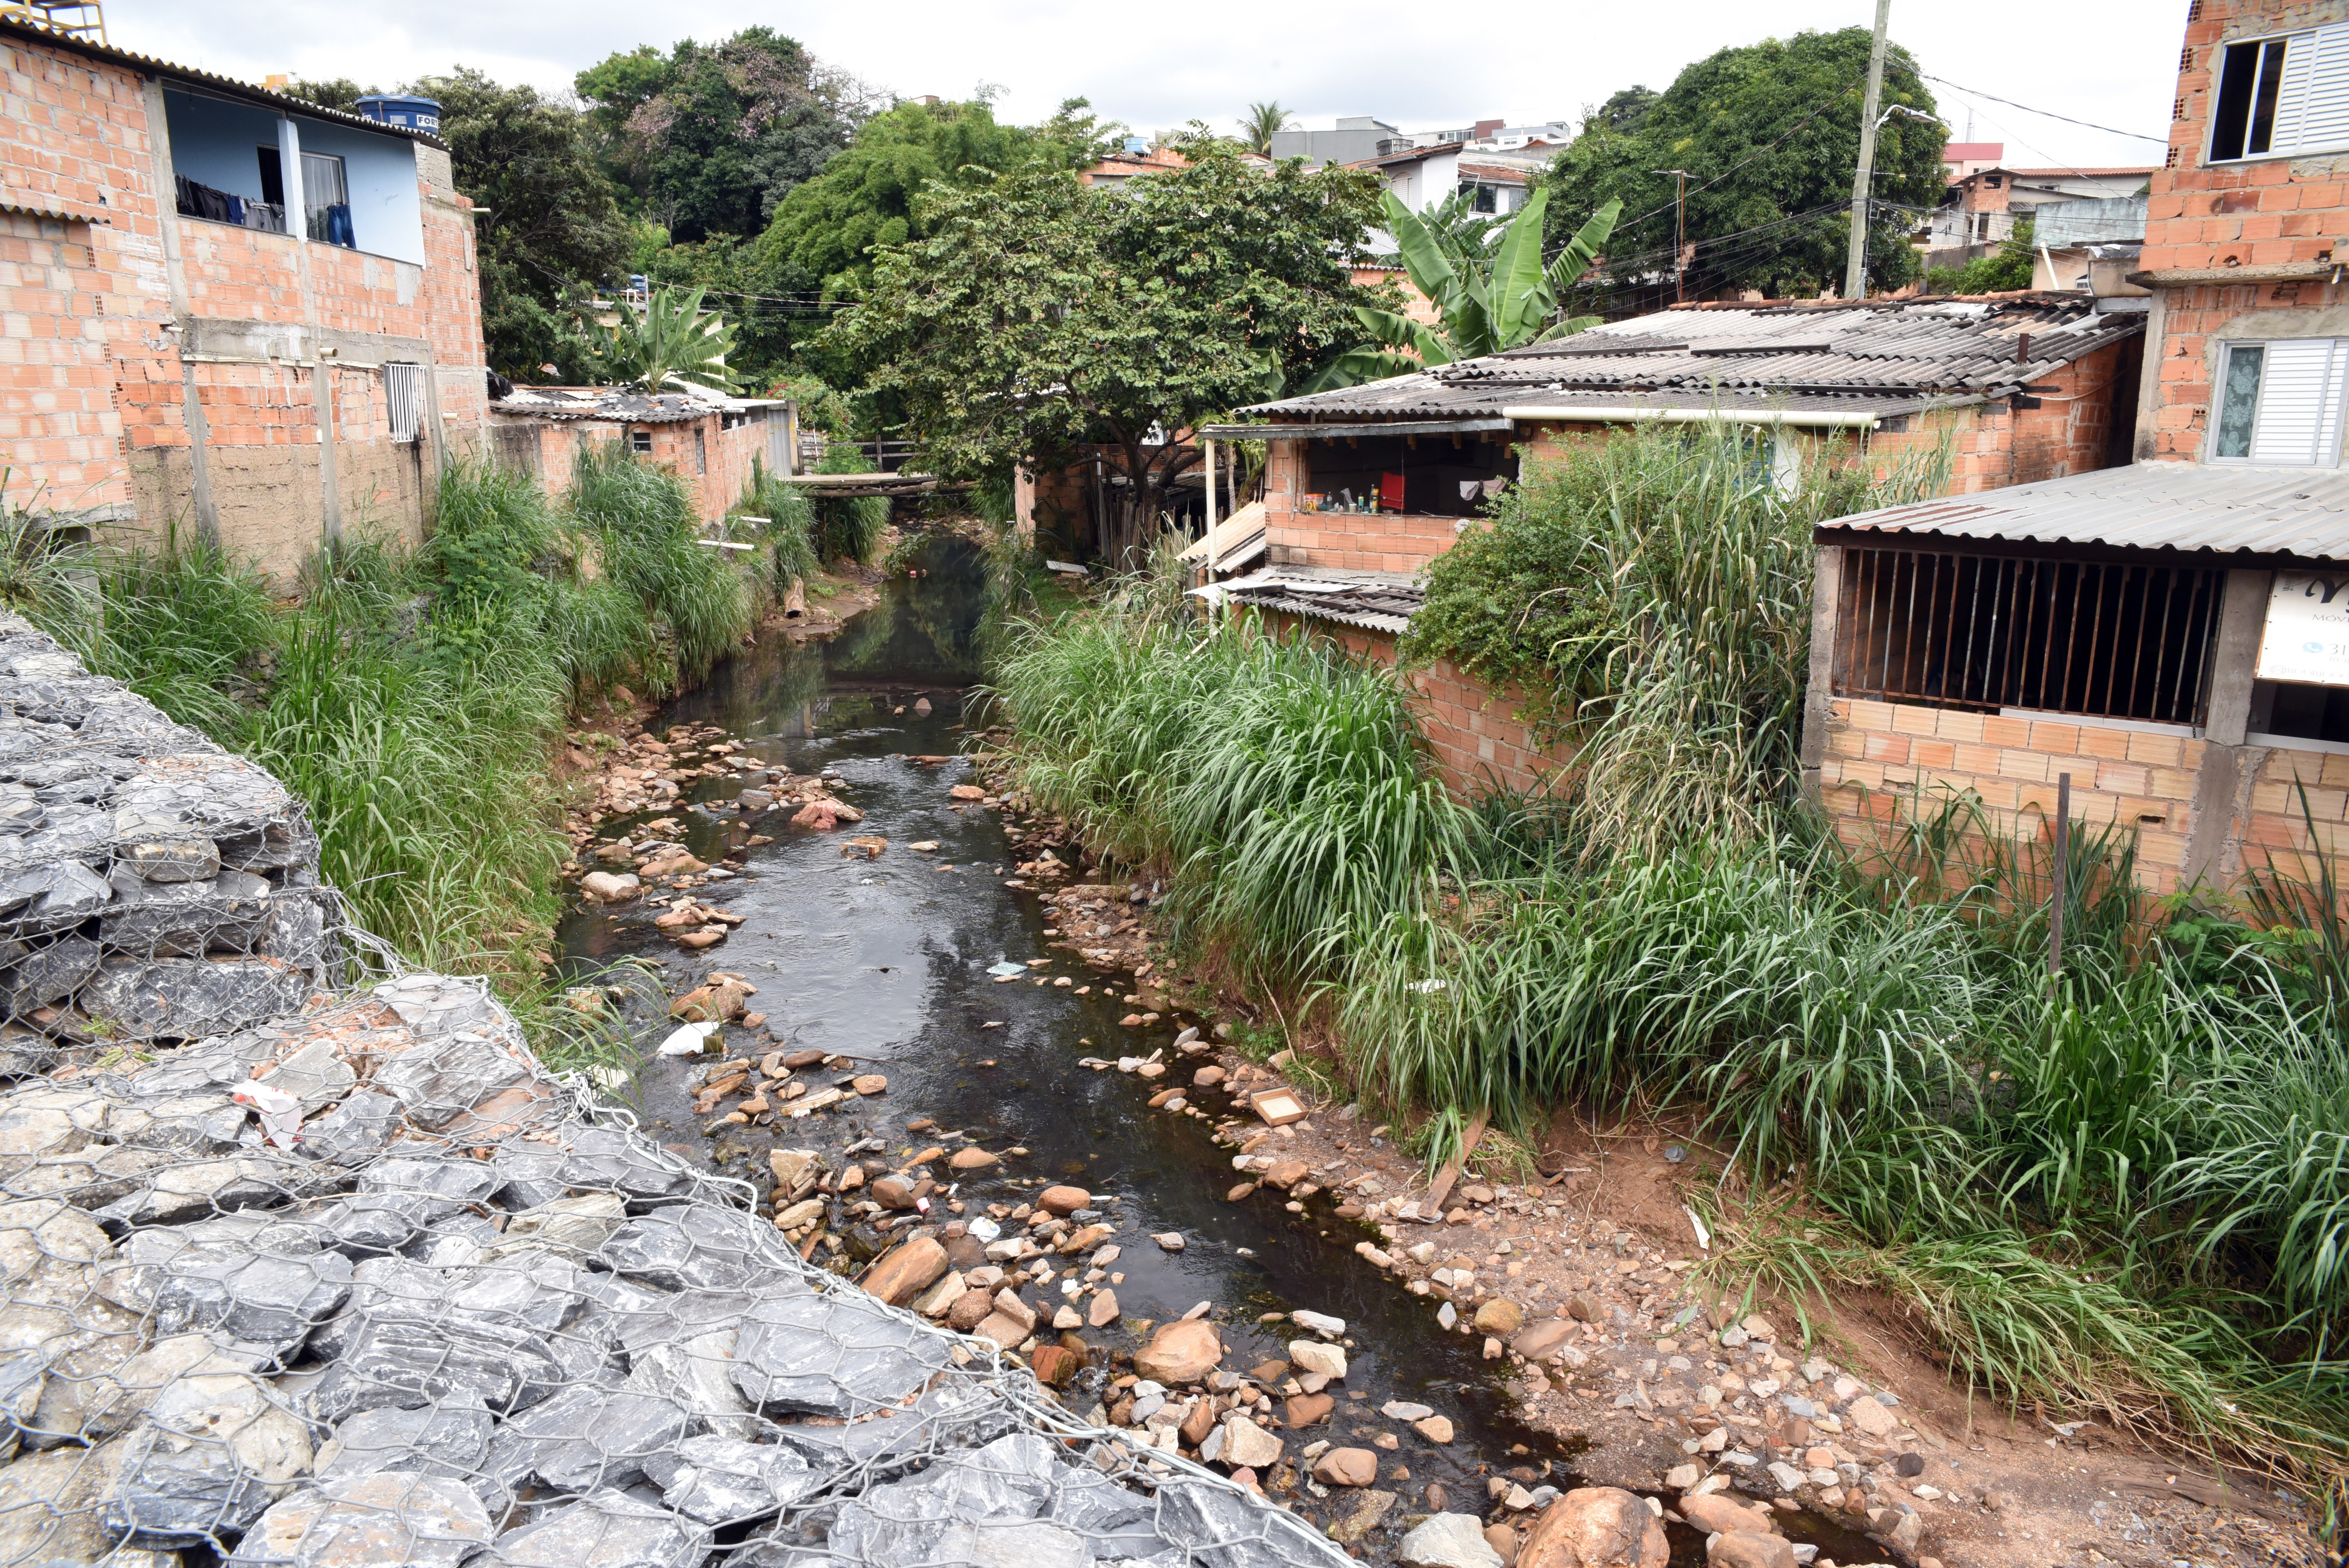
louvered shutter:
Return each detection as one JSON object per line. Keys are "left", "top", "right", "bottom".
{"left": 2249, "top": 339, "right": 2349, "bottom": 467}
{"left": 2274, "top": 25, "right": 2349, "bottom": 154}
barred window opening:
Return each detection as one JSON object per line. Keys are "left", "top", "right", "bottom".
{"left": 1834, "top": 547, "right": 2226, "bottom": 726}
{"left": 383, "top": 362, "right": 426, "bottom": 444}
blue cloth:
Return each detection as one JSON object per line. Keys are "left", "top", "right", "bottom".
{"left": 324, "top": 204, "right": 354, "bottom": 248}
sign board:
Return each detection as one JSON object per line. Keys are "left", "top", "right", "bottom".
{"left": 2257, "top": 570, "right": 2349, "bottom": 686}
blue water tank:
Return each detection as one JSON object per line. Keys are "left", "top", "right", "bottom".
{"left": 355, "top": 94, "right": 442, "bottom": 135}
{"left": 1123, "top": 136, "right": 1149, "bottom": 155}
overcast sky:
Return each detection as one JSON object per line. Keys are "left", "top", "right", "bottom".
{"left": 111, "top": 0, "right": 2178, "bottom": 173}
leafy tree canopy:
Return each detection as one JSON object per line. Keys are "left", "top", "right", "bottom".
{"left": 757, "top": 97, "right": 1107, "bottom": 300}
{"left": 1545, "top": 28, "right": 1942, "bottom": 299}
{"left": 829, "top": 137, "right": 1385, "bottom": 561}
{"left": 574, "top": 29, "right": 876, "bottom": 242}
{"left": 414, "top": 67, "right": 631, "bottom": 379}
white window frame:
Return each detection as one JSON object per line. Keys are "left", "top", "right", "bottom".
{"left": 2208, "top": 337, "right": 2349, "bottom": 468}
{"left": 2206, "top": 22, "right": 2349, "bottom": 163}
{"left": 382, "top": 362, "right": 426, "bottom": 444}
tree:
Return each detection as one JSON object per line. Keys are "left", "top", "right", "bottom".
{"left": 1591, "top": 85, "right": 1659, "bottom": 135}
{"left": 574, "top": 29, "right": 876, "bottom": 242}
{"left": 1240, "top": 101, "right": 1293, "bottom": 155}
{"left": 581, "top": 284, "right": 738, "bottom": 392}
{"left": 1319, "top": 189, "right": 1621, "bottom": 385}
{"left": 1544, "top": 28, "right": 1942, "bottom": 300}
{"left": 285, "top": 78, "right": 371, "bottom": 115}
{"left": 416, "top": 68, "right": 632, "bottom": 379}
{"left": 1926, "top": 217, "right": 2036, "bottom": 294}
{"left": 757, "top": 98, "right": 1098, "bottom": 300}
{"left": 830, "top": 139, "right": 1385, "bottom": 563}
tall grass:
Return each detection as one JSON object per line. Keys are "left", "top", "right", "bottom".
{"left": 1404, "top": 425, "right": 1947, "bottom": 855}
{"left": 732, "top": 456, "right": 819, "bottom": 595}
{"left": 9, "top": 453, "right": 769, "bottom": 1069}
{"left": 986, "top": 422, "right": 2349, "bottom": 1492}
{"left": 805, "top": 442, "right": 889, "bottom": 565}
{"left": 988, "top": 604, "right": 1469, "bottom": 978}
{"left": 568, "top": 443, "right": 755, "bottom": 689}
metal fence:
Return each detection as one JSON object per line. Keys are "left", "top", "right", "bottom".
{"left": 1833, "top": 546, "right": 2227, "bottom": 725}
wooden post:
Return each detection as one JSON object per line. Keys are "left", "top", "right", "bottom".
{"left": 1203, "top": 437, "right": 1219, "bottom": 586}
{"left": 2050, "top": 771, "right": 2071, "bottom": 978}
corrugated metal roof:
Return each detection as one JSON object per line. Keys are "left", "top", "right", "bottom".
{"left": 489, "top": 388, "right": 721, "bottom": 425}
{"left": 0, "top": 18, "right": 447, "bottom": 149}
{"left": 1826, "top": 463, "right": 2349, "bottom": 561}
{"left": 0, "top": 194, "right": 107, "bottom": 224}
{"left": 1245, "top": 294, "right": 2140, "bottom": 421}
{"left": 1206, "top": 566, "right": 1426, "bottom": 634}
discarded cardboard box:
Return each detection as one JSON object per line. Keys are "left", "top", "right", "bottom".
{"left": 1250, "top": 1087, "right": 1308, "bottom": 1126}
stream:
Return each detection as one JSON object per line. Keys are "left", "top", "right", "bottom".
{"left": 556, "top": 533, "right": 1883, "bottom": 1568}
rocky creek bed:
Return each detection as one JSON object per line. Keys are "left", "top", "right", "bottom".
{"left": 549, "top": 537, "right": 1921, "bottom": 1568}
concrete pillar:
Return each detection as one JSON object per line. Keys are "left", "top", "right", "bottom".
{"left": 2183, "top": 568, "right": 2275, "bottom": 890}
{"left": 142, "top": 80, "right": 219, "bottom": 543}
{"left": 280, "top": 114, "right": 341, "bottom": 547}
{"left": 1799, "top": 543, "right": 1845, "bottom": 804}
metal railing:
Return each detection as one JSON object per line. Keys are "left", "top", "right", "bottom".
{"left": 1833, "top": 546, "right": 2226, "bottom": 725}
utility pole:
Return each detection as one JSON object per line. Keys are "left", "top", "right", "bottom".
{"left": 1653, "top": 169, "right": 1691, "bottom": 303}
{"left": 1843, "top": 0, "right": 1893, "bottom": 301}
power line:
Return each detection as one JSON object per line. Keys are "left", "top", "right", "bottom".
{"left": 1919, "top": 74, "right": 2167, "bottom": 146}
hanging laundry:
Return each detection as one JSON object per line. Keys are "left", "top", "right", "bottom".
{"left": 323, "top": 203, "right": 355, "bottom": 249}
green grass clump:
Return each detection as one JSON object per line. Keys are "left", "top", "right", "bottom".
{"left": 805, "top": 442, "right": 889, "bottom": 565}
{"left": 732, "top": 456, "right": 819, "bottom": 595}
{"left": 568, "top": 442, "right": 756, "bottom": 689}
{"left": 985, "top": 422, "right": 2349, "bottom": 1496}
{"left": 988, "top": 602, "right": 1468, "bottom": 978}
{"left": 4, "top": 451, "right": 768, "bottom": 1071}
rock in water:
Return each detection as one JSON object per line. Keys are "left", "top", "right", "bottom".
{"left": 1312, "top": 1448, "right": 1379, "bottom": 1487}
{"left": 1401, "top": 1512, "right": 1507, "bottom": 1568}
{"left": 1516, "top": 1487, "right": 1669, "bottom": 1568}
{"left": 1037, "top": 1185, "right": 1091, "bottom": 1216}
{"left": 1707, "top": 1532, "right": 1798, "bottom": 1568}
{"left": 861, "top": 1237, "right": 950, "bottom": 1306}
{"left": 1134, "top": 1319, "right": 1223, "bottom": 1384}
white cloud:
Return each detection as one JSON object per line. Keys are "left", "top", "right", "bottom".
{"left": 109, "top": 0, "right": 2177, "bottom": 173}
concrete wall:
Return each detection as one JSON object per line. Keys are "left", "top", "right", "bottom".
{"left": 1, "top": 31, "right": 486, "bottom": 580}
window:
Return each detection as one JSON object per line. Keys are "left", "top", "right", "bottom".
{"left": 302, "top": 151, "right": 352, "bottom": 248}
{"left": 382, "top": 363, "right": 426, "bottom": 444}
{"left": 2209, "top": 23, "right": 2349, "bottom": 161}
{"left": 2211, "top": 339, "right": 2349, "bottom": 466}
{"left": 1834, "top": 547, "right": 2226, "bottom": 726}
{"left": 693, "top": 427, "right": 707, "bottom": 475}
{"left": 629, "top": 429, "right": 653, "bottom": 454}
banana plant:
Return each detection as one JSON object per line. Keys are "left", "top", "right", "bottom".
{"left": 582, "top": 284, "right": 739, "bottom": 394}
{"left": 1324, "top": 190, "right": 1621, "bottom": 386}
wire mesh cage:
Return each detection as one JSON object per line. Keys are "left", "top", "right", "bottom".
{"left": 0, "top": 612, "right": 1344, "bottom": 1568}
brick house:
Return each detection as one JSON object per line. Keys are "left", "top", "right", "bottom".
{"left": 1802, "top": 0, "right": 2349, "bottom": 895}
{"left": 1221, "top": 292, "right": 2148, "bottom": 793}
{"left": 486, "top": 384, "right": 799, "bottom": 525}
{"left": 0, "top": 18, "right": 487, "bottom": 577}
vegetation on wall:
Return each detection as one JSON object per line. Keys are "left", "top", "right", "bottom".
{"left": 982, "top": 424, "right": 2349, "bottom": 1493}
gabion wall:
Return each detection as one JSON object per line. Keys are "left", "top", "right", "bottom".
{"left": 0, "top": 615, "right": 1342, "bottom": 1568}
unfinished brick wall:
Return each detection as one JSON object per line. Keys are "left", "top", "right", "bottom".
{"left": 3, "top": 29, "right": 488, "bottom": 577}
{"left": 1812, "top": 695, "right": 2349, "bottom": 896}
{"left": 0, "top": 39, "right": 163, "bottom": 521}
{"left": 2137, "top": 0, "right": 2349, "bottom": 460}
{"left": 1264, "top": 613, "right": 1573, "bottom": 799}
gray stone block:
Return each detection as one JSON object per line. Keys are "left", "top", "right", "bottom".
{"left": 728, "top": 1291, "right": 955, "bottom": 1419}
{"left": 82, "top": 957, "right": 313, "bottom": 1042}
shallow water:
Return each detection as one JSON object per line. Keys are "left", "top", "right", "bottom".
{"left": 558, "top": 534, "right": 1887, "bottom": 1566}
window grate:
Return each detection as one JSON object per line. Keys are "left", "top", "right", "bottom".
{"left": 383, "top": 362, "right": 426, "bottom": 444}
{"left": 1834, "top": 548, "right": 2226, "bottom": 726}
